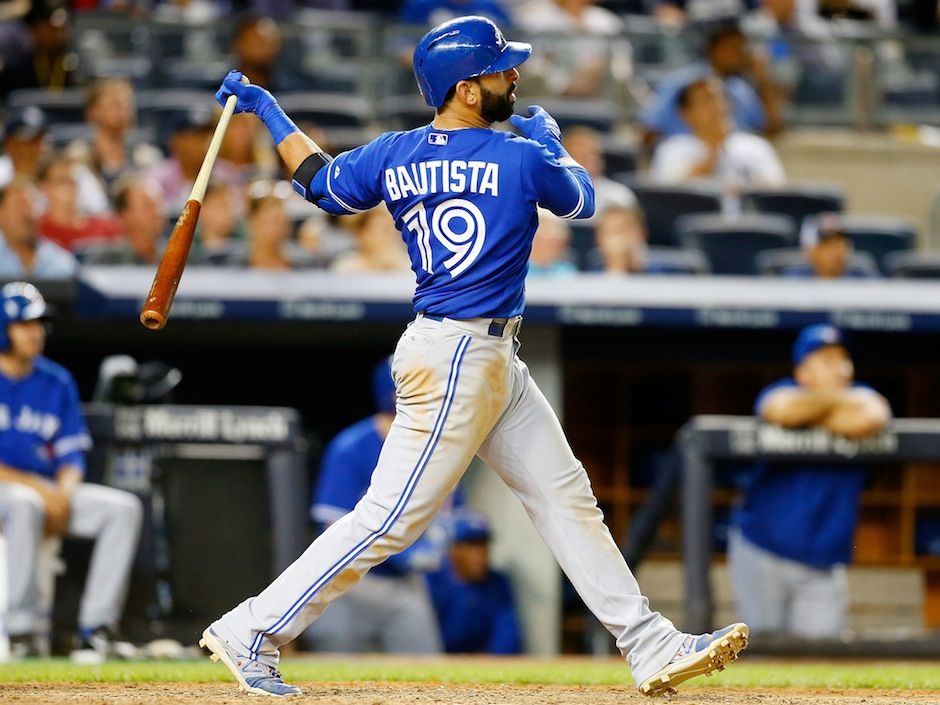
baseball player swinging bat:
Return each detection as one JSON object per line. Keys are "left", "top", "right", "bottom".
{"left": 139, "top": 76, "right": 248, "bottom": 331}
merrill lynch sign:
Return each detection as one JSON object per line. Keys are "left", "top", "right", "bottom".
{"left": 728, "top": 424, "right": 899, "bottom": 459}
{"left": 114, "top": 407, "right": 292, "bottom": 444}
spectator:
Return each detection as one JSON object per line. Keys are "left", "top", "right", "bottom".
{"left": 82, "top": 176, "right": 165, "bottom": 266}
{"left": 0, "top": 178, "right": 78, "bottom": 279}
{"left": 515, "top": 0, "right": 628, "bottom": 98}
{"left": 426, "top": 512, "right": 523, "bottom": 654}
{"left": 331, "top": 207, "right": 411, "bottom": 273}
{"left": 589, "top": 206, "right": 648, "bottom": 274}
{"left": 0, "top": 282, "right": 143, "bottom": 661}
{"left": 527, "top": 210, "right": 578, "bottom": 277}
{"left": 146, "top": 106, "right": 241, "bottom": 216}
{"left": 66, "top": 78, "right": 162, "bottom": 188}
{"left": 729, "top": 324, "right": 890, "bottom": 637}
{"left": 649, "top": 0, "right": 754, "bottom": 28}
{"left": 398, "top": 0, "right": 514, "bottom": 26}
{"left": 305, "top": 358, "right": 445, "bottom": 654}
{"left": 641, "top": 22, "right": 783, "bottom": 142}
{"left": 0, "top": 107, "right": 110, "bottom": 215}
{"left": 242, "top": 180, "right": 312, "bottom": 270}
{"left": 230, "top": 14, "right": 311, "bottom": 92}
{"left": 562, "top": 126, "right": 636, "bottom": 222}
{"left": 0, "top": 0, "right": 84, "bottom": 99}
{"left": 778, "top": 213, "right": 879, "bottom": 279}
{"left": 650, "top": 78, "right": 785, "bottom": 204}
{"left": 220, "top": 114, "right": 279, "bottom": 182}
{"left": 37, "top": 154, "right": 121, "bottom": 251}
{"left": 193, "top": 181, "right": 247, "bottom": 262}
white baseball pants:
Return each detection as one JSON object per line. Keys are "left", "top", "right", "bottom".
{"left": 214, "top": 315, "right": 684, "bottom": 684}
{"left": 0, "top": 481, "right": 143, "bottom": 635}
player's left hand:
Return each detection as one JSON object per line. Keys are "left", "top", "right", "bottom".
{"left": 509, "top": 105, "right": 562, "bottom": 144}
{"left": 215, "top": 70, "right": 276, "bottom": 116}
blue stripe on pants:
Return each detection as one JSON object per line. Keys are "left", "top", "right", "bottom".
{"left": 249, "top": 335, "right": 472, "bottom": 657}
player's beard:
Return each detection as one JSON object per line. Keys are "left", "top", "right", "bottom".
{"left": 480, "top": 83, "right": 516, "bottom": 123}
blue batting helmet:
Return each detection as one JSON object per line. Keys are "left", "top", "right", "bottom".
{"left": 0, "top": 282, "right": 49, "bottom": 351}
{"left": 413, "top": 15, "right": 532, "bottom": 108}
{"left": 372, "top": 356, "right": 396, "bottom": 414}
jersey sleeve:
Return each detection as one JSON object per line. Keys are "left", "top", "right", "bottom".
{"left": 52, "top": 374, "right": 91, "bottom": 474}
{"left": 307, "top": 140, "right": 384, "bottom": 216}
{"left": 522, "top": 141, "right": 595, "bottom": 220}
{"left": 310, "top": 437, "right": 364, "bottom": 525}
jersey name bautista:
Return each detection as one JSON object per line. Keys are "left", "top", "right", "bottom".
{"left": 385, "top": 160, "right": 499, "bottom": 202}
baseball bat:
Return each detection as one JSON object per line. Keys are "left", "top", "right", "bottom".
{"left": 139, "top": 76, "right": 247, "bottom": 331}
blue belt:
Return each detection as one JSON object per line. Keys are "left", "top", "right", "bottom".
{"left": 421, "top": 313, "right": 517, "bottom": 338}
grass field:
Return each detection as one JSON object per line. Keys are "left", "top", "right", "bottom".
{"left": 1, "top": 657, "right": 939, "bottom": 689}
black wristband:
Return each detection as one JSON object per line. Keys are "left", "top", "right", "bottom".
{"left": 291, "top": 151, "right": 333, "bottom": 200}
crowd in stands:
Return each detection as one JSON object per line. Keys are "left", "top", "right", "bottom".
{"left": 0, "top": 0, "right": 936, "bottom": 281}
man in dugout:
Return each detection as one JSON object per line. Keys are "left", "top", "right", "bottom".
{"left": 729, "top": 324, "right": 891, "bottom": 638}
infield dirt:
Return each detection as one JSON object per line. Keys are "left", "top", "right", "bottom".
{"left": 0, "top": 683, "right": 934, "bottom": 704}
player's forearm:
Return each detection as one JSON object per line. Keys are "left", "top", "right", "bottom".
{"left": 760, "top": 389, "right": 839, "bottom": 428}
{"left": 277, "top": 131, "right": 328, "bottom": 175}
{"left": 823, "top": 391, "right": 891, "bottom": 438}
{"left": 0, "top": 462, "right": 52, "bottom": 491}
{"left": 56, "top": 464, "right": 83, "bottom": 499}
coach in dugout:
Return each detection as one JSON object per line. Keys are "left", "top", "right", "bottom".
{"left": 729, "top": 324, "right": 890, "bottom": 638}
{"left": 0, "top": 283, "right": 142, "bottom": 661}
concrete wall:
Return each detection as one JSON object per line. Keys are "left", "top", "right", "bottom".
{"left": 777, "top": 130, "right": 940, "bottom": 249}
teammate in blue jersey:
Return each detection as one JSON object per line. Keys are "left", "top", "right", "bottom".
{"left": 729, "top": 324, "right": 891, "bottom": 638}
{"left": 0, "top": 283, "right": 142, "bottom": 661}
{"left": 426, "top": 511, "right": 522, "bottom": 654}
{"left": 200, "top": 16, "right": 748, "bottom": 697}
{"left": 305, "top": 357, "right": 444, "bottom": 654}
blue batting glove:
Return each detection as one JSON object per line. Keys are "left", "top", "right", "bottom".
{"left": 215, "top": 70, "right": 298, "bottom": 145}
{"left": 509, "top": 105, "right": 562, "bottom": 145}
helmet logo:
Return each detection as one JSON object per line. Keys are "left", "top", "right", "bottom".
{"left": 4, "top": 301, "right": 17, "bottom": 318}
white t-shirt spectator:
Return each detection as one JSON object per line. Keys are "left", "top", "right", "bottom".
{"left": 592, "top": 177, "right": 637, "bottom": 223}
{"left": 0, "top": 232, "right": 78, "bottom": 279}
{"left": 650, "top": 132, "right": 786, "bottom": 189}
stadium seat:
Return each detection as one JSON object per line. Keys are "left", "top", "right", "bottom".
{"left": 601, "top": 138, "right": 639, "bottom": 177}
{"left": 582, "top": 246, "right": 709, "bottom": 274}
{"left": 276, "top": 93, "right": 375, "bottom": 129}
{"left": 743, "top": 184, "right": 845, "bottom": 228}
{"left": 135, "top": 89, "right": 217, "bottom": 146}
{"left": 677, "top": 214, "right": 796, "bottom": 275}
{"left": 627, "top": 182, "right": 722, "bottom": 247}
{"left": 569, "top": 223, "right": 596, "bottom": 268}
{"left": 379, "top": 95, "right": 435, "bottom": 131}
{"left": 6, "top": 89, "right": 87, "bottom": 124}
{"left": 885, "top": 251, "right": 940, "bottom": 279}
{"left": 833, "top": 215, "right": 918, "bottom": 275}
{"left": 756, "top": 248, "right": 880, "bottom": 277}
{"left": 532, "top": 99, "right": 617, "bottom": 133}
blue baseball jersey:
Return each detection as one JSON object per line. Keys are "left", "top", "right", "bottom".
{"left": 0, "top": 356, "right": 91, "bottom": 479}
{"left": 733, "top": 378, "right": 877, "bottom": 568}
{"left": 426, "top": 560, "right": 522, "bottom": 654}
{"left": 301, "top": 124, "right": 595, "bottom": 318}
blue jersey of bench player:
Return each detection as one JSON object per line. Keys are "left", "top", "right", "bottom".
{"left": 297, "top": 124, "right": 595, "bottom": 318}
{"left": 0, "top": 356, "right": 91, "bottom": 479}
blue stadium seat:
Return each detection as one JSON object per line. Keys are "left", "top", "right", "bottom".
{"left": 569, "top": 223, "right": 596, "bottom": 269}
{"left": 6, "top": 89, "right": 87, "bottom": 124}
{"left": 276, "top": 93, "right": 375, "bottom": 129}
{"left": 677, "top": 214, "right": 796, "bottom": 275}
{"left": 756, "top": 248, "right": 879, "bottom": 277}
{"left": 743, "top": 184, "right": 845, "bottom": 229}
{"left": 532, "top": 99, "right": 617, "bottom": 133}
{"left": 379, "top": 95, "right": 435, "bottom": 131}
{"left": 601, "top": 138, "right": 638, "bottom": 177}
{"left": 885, "top": 252, "right": 940, "bottom": 279}
{"left": 834, "top": 215, "right": 918, "bottom": 275}
{"left": 626, "top": 182, "right": 722, "bottom": 247}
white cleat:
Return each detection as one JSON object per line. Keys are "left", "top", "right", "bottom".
{"left": 199, "top": 627, "right": 302, "bottom": 697}
{"left": 638, "top": 622, "right": 749, "bottom": 697}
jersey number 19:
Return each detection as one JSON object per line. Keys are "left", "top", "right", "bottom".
{"left": 402, "top": 198, "right": 487, "bottom": 278}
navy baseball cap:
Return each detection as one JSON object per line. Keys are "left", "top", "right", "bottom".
{"left": 170, "top": 105, "right": 215, "bottom": 134}
{"left": 792, "top": 323, "right": 845, "bottom": 366}
{"left": 453, "top": 512, "right": 491, "bottom": 543}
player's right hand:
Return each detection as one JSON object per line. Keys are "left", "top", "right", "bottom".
{"left": 215, "top": 70, "right": 276, "bottom": 116}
